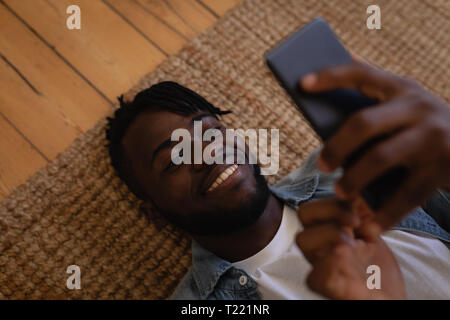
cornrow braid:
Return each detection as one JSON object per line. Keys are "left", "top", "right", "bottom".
{"left": 105, "top": 81, "right": 231, "bottom": 201}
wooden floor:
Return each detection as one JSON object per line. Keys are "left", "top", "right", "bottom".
{"left": 0, "top": 0, "right": 241, "bottom": 201}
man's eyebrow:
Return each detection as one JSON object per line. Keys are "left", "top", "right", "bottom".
{"left": 190, "top": 112, "right": 215, "bottom": 124}
{"left": 151, "top": 113, "right": 216, "bottom": 165}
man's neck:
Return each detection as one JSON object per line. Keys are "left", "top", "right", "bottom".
{"left": 191, "top": 194, "right": 284, "bottom": 263}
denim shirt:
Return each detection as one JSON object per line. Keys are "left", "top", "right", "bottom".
{"left": 171, "top": 149, "right": 450, "bottom": 300}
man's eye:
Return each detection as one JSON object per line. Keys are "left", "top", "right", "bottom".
{"left": 164, "top": 161, "right": 176, "bottom": 171}
{"left": 164, "top": 150, "right": 182, "bottom": 172}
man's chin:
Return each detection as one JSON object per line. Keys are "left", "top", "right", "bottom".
{"left": 166, "top": 164, "right": 270, "bottom": 236}
{"left": 189, "top": 179, "right": 270, "bottom": 235}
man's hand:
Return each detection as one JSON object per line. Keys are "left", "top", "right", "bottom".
{"left": 296, "top": 198, "right": 406, "bottom": 300}
{"left": 300, "top": 61, "right": 450, "bottom": 237}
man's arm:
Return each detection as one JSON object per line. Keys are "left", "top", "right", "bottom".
{"left": 300, "top": 61, "right": 450, "bottom": 237}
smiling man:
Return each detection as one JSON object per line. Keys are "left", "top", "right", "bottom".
{"left": 107, "top": 84, "right": 276, "bottom": 246}
{"left": 105, "top": 66, "right": 450, "bottom": 300}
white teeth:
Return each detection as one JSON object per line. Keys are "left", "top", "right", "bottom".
{"left": 207, "top": 165, "right": 238, "bottom": 192}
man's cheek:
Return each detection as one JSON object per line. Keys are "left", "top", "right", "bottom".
{"left": 163, "top": 180, "right": 192, "bottom": 202}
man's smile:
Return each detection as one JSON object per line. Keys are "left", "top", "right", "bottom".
{"left": 206, "top": 164, "right": 240, "bottom": 193}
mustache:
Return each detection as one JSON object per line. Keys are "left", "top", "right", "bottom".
{"left": 203, "top": 143, "right": 256, "bottom": 165}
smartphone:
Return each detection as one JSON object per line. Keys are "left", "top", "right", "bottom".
{"left": 265, "top": 17, "right": 406, "bottom": 210}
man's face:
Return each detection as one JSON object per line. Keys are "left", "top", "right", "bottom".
{"left": 122, "top": 109, "right": 270, "bottom": 236}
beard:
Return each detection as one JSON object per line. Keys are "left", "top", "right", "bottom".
{"left": 159, "top": 164, "right": 271, "bottom": 236}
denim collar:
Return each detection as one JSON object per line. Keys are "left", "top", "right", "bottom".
{"left": 190, "top": 239, "right": 232, "bottom": 299}
{"left": 190, "top": 175, "right": 319, "bottom": 299}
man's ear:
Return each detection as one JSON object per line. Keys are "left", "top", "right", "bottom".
{"left": 139, "top": 200, "right": 168, "bottom": 229}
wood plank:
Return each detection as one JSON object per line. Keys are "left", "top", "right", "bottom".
{"left": 105, "top": 0, "right": 187, "bottom": 55}
{"left": 0, "top": 4, "right": 111, "bottom": 133}
{"left": 0, "top": 0, "right": 227, "bottom": 201}
{"left": 0, "top": 57, "right": 81, "bottom": 159}
{"left": 4, "top": 0, "right": 166, "bottom": 100}
{"left": 165, "top": 0, "right": 217, "bottom": 32}
{"left": 0, "top": 114, "right": 47, "bottom": 201}
{"left": 136, "top": 0, "right": 216, "bottom": 39}
{"left": 199, "top": 0, "right": 242, "bottom": 16}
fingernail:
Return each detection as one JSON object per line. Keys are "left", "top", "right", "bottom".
{"left": 317, "top": 157, "right": 331, "bottom": 172}
{"left": 301, "top": 73, "right": 317, "bottom": 89}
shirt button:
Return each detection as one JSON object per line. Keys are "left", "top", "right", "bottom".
{"left": 239, "top": 275, "right": 247, "bottom": 286}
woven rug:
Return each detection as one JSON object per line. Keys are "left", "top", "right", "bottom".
{"left": 0, "top": 0, "right": 448, "bottom": 299}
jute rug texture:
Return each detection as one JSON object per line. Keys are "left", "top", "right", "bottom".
{"left": 0, "top": 0, "right": 448, "bottom": 299}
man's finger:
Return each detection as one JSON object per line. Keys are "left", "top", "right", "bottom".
{"left": 306, "top": 244, "right": 354, "bottom": 299}
{"left": 300, "top": 62, "right": 403, "bottom": 101}
{"left": 335, "top": 127, "right": 426, "bottom": 199}
{"left": 319, "top": 98, "right": 419, "bottom": 173}
{"left": 296, "top": 224, "right": 355, "bottom": 264}
{"left": 358, "top": 167, "right": 438, "bottom": 237}
{"left": 350, "top": 196, "right": 374, "bottom": 220}
{"left": 298, "top": 198, "right": 359, "bottom": 227}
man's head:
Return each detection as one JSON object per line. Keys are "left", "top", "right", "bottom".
{"left": 105, "top": 81, "right": 270, "bottom": 236}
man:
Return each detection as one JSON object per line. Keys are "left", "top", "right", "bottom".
{"left": 105, "top": 61, "right": 450, "bottom": 300}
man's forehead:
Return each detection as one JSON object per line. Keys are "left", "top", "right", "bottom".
{"left": 122, "top": 110, "right": 187, "bottom": 156}
{"left": 122, "top": 109, "right": 219, "bottom": 159}
{"left": 137, "top": 110, "right": 191, "bottom": 140}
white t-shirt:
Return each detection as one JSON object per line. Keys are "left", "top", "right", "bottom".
{"left": 232, "top": 205, "right": 450, "bottom": 300}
